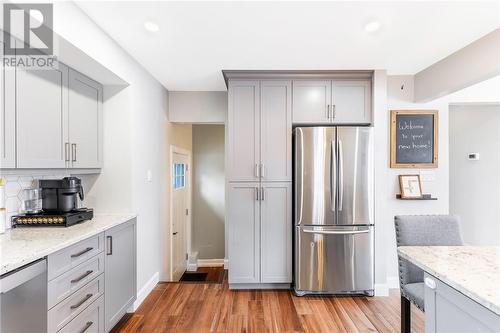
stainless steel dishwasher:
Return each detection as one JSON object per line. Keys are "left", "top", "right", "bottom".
{"left": 0, "top": 258, "right": 47, "bottom": 333}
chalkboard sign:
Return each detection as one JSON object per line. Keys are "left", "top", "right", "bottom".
{"left": 390, "top": 110, "right": 438, "bottom": 168}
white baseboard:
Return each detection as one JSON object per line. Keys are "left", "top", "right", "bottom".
{"left": 197, "top": 258, "right": 224, "bottom": 267}
{"left": 224, "top": 258, "right": 228, "bottom": 269}
{"left": 374, "top": 283, "right": 389, "bottom": 296}
{"left": 132, "top": 271, "right": 159, "bottom": 311}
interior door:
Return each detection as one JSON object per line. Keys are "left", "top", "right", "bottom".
{"left": 16, "top": 64, "right": 69, "bottom": 168}
{"left": 294, "top": 127, "right": 336, "bottom": 226}
{"left": 336, "top": 127, "right": 374, "bottom": 226}
{"left": 171, "top": 152, "right": 189, "bottom": 281}
{"left": 292, "top": 80, "right": 331, "bottom": 124}
{"left": 331, "top": 80, "right": 371, "bottom": 124}
{"left": 68, "top": 69, "right": 103, "bottom": 168}
{"left": 260, "top": 80, "right": 292, "bottom": 181}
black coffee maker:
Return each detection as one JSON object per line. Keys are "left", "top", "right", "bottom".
{"left": 39, "top": 177, "right": 85, "bottom": 213}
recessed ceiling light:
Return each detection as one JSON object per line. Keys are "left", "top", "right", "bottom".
{"left": 144, "top": 21, "right": 160, "bottom": 33}
{"left": 364, "top": 20, "right": 381, "bottom": 33}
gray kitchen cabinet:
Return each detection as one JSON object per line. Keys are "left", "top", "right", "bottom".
{"left": 227, "top": 183, "right": 260, "bottom": 284}
{"left": 227, "top": 80, "right": 260, "bottom": 182}
{"left": 104, "top": 218, "right": 137, "bottom": 332}
{"left": 260, "top": 182, "right": 292, "bottom": 283}
{"left": 68, "top": 69, "right": 103, "bottom": 168}
{"left": 424, "top": 273, "right": 500, "bottom": 333}
{"left": 332, "top": 80, "right": 371, "bottom": 124}
{"left": 227, "top": 182, "right": 292, "bottom": 286}
{"left": 16, "top": 64, "right": 69, "bottom": 168}
{"left": 260, "top": 80, "right": 292, "bottom": 182}
{"left": 0, "top": 41, "right": 16, "bottom": 168}
{"left": 292, "top": 80, "right": 332, "bottom": 124}
{"left": 227, "top": 79, "right": 292, "bottom": 182}
{"left": 292, "top": 79, "right": 372, "bottom": 124}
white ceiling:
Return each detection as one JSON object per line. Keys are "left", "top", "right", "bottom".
{"left": 77, "top": 1, "right": 500, "bottom": 91}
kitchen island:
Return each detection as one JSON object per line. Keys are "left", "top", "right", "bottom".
{"left": 398, "top": 246, "right": 500, "bottom": 332}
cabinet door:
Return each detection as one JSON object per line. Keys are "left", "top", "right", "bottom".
{"left": 260, "top": 182, "right": 292, "bottom": 283}
{"left": 227, "top": 80, "right": 260, "bottom": 181}
{"left": 0, "top": 41, "right": 16, "bottom": 168}
{"left": 292, "top": 80, "right": 331, "bottom": 124}
{"left": 68, "top": 69, "right": 103, "bottom": 168}
{"left": 227, "top": 183, "right": 260, "bottom": 284}
{"left": 105, "top": 218, "right": 137, "bottom": 331}
{"left": 260, "top": 80, "right": 292, "bottom": 182}
{"left": 331, "top": 80, "right": 371, "bottom": 124}
{"left": 16, "top": 65, "right": 69, "bottom": 168}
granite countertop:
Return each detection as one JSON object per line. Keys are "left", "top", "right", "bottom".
{"left": 398, "top": 246, "right": 500, "bottom": 315}
{"left": 0, "top": 214, "right": 137, "bottom": 275}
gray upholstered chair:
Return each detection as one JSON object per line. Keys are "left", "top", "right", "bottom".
{"left": 394, "top": 215, "right": 464, "bottom": 333}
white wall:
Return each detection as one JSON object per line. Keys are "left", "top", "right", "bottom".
{"left": 449, "top": 104, "right": 500, "bottom": 245}
{"left": 168, "top": 91, "right": 226, "bottom": 123}
{"left": 191, "top": 125, "right": 225, "bottom": 260}
{"left": 51, "top": 2, "right": 175, "bottom": 304}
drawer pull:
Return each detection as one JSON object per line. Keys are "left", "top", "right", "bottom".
{"left": 71, "top": 247, "right": 93, "bottom": 258}
{"left": 79, "top": 321, "right": 93, "bottom": 333}
{"left": 71, "top": 270, "right": 93, "bottom": 283}
{"left": 70, "top": 293, "right": 93, "bottom": 310}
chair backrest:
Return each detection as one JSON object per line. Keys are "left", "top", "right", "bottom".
{"left": 394, "top": 215, "right": 464, "bottom": 286}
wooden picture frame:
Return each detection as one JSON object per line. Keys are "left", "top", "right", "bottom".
{"left": 390, "top": 110, "right": 438, "bottom": 168}
{"left": 398, "top": 174, "right": 423, "bottom": 199}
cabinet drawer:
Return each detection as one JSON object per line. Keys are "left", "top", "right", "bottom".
{"left": 59, "top": 295, "right": 105, "bottom": 333}
{"left": 48, "top": 274, "right": 104, "bottom": 333}
{"left": 48, "top": 234, "right": 104, "bottom": 280}
{"left": 48, "top": 252, "right": 104, "bottom": 309}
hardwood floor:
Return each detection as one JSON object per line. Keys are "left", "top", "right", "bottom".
{"left": 112, "top": 271, "right": 424, "bottom": 333}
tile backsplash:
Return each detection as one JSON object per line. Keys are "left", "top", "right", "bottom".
{"left": 2, "top": 173, "right": 69, "bottom": 229}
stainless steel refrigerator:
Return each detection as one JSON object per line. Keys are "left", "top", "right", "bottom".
{"left": 294, "top": 126, "right": 374, "bottom": 296}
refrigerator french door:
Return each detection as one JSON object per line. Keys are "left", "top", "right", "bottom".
{"left": 294, "top": 126, "right": 374, "bottom": 296}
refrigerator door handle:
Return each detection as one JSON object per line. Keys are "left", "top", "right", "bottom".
{"left": 302, "top": 229, "right": 369, "bottom": 235}
{"left": 296, "top": 128, "right": 304, "bottom": 224}
{"left": 330, "top": 139, "right": 336, "bottom": 212}
{"left": 338, "top": 139, "right": 344, "bottom": 211}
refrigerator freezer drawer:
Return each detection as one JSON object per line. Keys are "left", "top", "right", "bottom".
{"left": 294, "top": 225, "right": 374, "bottom": 296}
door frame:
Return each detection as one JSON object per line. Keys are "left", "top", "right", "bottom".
{"left": 169, "top": 145, "right": 192, "bottom": 281}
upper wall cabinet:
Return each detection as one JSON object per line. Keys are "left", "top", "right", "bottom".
{"left": 16, "top": 65, "right": 69, "bottom": 168}
{"left": 4, "top": 63, "right": 103, "bottom": 169}
{"left": 0, "top": 41, "right": 16, "bottom": 168}
{"left": 227, "top": 80, "right": 292, "bottom": 182}
{"left": 292, "top": 79, "right": 372, "bottom": 125}
{"left": 68, "top": 69, "right": 103, "bottom": 168}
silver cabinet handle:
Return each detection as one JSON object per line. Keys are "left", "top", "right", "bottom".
{"left": 65, "top": 142, "right": 70, "bottom": 162}
{"left": 79, "top": 321, "right": 93, "bottom": 333}
{"left": 255, "top": 163, "right": 260, "bottom": 178}
{"left": 327, "top": 104, "right": 331, "bottom": 119}
{"left": 71, "top": 143, "right": 77, "bottom": 162}
{"left": 332, "top": 104, "right": 336, "bottom": 120}
{"left": 303, "top": 229, "right": 369, "bottom": 235}
{"left": 255, "top": 187, "right": 259, "bottom": 201}
{"left": 106, "top": 236, "right": 113, "bottom": 255}
{"left": 260, "top": 163, "right": 265, "bottom": 179}
{"left": 70, "top": 270, "right": 93, "bottom": 284}
{"left": 260, "top": 187, "right": 265, "bottom": 201}
{"left": 338, "top": 140, "right": 344, "bottom": 211}
{"left": 71, "top": 247, "right": 93, "bottom": 258}
{"left": 70, "top": 293, "right": 93, "bottom": 309}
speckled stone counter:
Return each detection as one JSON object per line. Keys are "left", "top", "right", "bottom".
{"left": 398, "top": 246, "right": 500, "bottom": 315}
{"left": 0, "top": 214, "right": 136, "bottom": 275}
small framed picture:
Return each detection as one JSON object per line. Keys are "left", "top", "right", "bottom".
{"left": 399, "top": 175, "right": 423, "bottom": 198}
